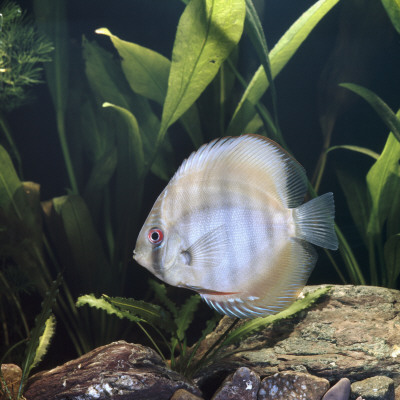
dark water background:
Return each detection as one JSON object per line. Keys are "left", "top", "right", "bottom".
{"left": 4, "top": 0, "right": 400, "bottom": 368}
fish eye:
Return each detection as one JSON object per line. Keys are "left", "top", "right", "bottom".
{"left": 148, "top": 228, "right": 164, "bottom": 245}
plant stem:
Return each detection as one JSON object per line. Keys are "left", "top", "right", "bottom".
{"left": 0, "top": 271, "right": 30, "bottom": 338}
{"left": 192, "top": 318, "right": 240, "bottom": 375}
{"left": 56, "top": 111, "right": 78, "bottom": 194}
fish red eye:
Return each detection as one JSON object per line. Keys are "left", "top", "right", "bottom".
{"left": 148, "top": 228, "right": 164, "bottom": 245}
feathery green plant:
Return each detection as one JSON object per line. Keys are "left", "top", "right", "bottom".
{"left": 77, "top": 285, "right": 330, "bottom": 378}
{"left": 0, "top": 1, "right": 53, "bottom": 176}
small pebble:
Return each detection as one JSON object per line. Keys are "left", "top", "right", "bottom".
{"left": 322, "top": 378, "right": 351, "bottom": 400}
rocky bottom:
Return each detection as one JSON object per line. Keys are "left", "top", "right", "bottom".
{"left": 1, "top": 285, "right": 399, "bottom": 400}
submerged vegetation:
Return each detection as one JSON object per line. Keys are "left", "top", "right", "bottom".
{"left": 0, "top": 0, "right": 400, "bottom": 397}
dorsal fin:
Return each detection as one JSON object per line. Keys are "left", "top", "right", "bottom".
{"left": 170, "top": 134, "right": 307, "bottom": 208}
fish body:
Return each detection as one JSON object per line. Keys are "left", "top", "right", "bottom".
{"left": 133, "top": 134, "right": 338, "bottom": 319}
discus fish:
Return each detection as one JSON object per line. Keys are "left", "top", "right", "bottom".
{"left": 133, "top": 134, "right": 338, "bottom": 319}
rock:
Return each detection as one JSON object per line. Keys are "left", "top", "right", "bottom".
{"left": 0, "top": 364, "right": 22, "bottom": 400}
{"left": 24, "top": 341, "right": 201, "bottom": 400}
{"left": 395, "top": 384, "right": 400, "bottom": 400}
{"left": 211, "top": 367, "right": 260, "bottom": 400}
{"left": 258, "top": 371, "right": 330, "bottom": 400}
{"left": 351, "top": 376, "right": 395, "bottom": 400}
{"left": 193, "top": 285, "right": 400, "bottom": 389}
{"left": 171, "top": 388, "right": 205, "bottom": 399}
{"left": 322, "top": 378, "right": 351, "bottom": 400}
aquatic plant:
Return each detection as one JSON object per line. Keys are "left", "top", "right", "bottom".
{"left": 0, "top": 275, "right": 60, "bottom": 400}
{"left": 0, "top": 0, "right": 53, "bottom": 176}
{"left": 2, "top": 0, "right": 398, "bottom": 381}
{"left": 330, "top": 84, "right": 400, "bottom": 287}
{"left": 77, "top": 284, "right": 330, "bottom": 377}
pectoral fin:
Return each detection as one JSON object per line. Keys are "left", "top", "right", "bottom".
{"left": 183, "top": 225, "right": 229, "bottom": 268}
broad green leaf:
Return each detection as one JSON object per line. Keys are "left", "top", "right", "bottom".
{"left": 0, "top": 147, "right": 47, "bottom": 290}
{"left": 227, "top": 0, "right": 340, "bottom": 136}
{"left": 96, "top": 28, "right": 170, "bottom": 105}
{"left": 336, "top": 170, "right": 370, "bottom": 247}
{"left": 83, "top": 37, "right": 132, "bottom": 110}
{"left": 327, "top": 145, "right": 380, "bottom": 160}
{"left": 103, "top": 103, "right": 144, "bottom": 178}
{"left": 222, "top": 286, "right": 331, "bottom": 347}
{"left": 340, "top": 83, "right": 400, "bottom": 143}
{"left": 367, "top": 130, "right": 400, "bottom": 236}
{"left": 384, "top": 234, "right": 400, "bottom": 288}
{"left": 45, "top": 195, "right": 112, "bottom": 294}
{"left": 83, "top": 38, "right": 176, "bottom": 179}
{"left": 0, "top": 145, "right": 23, "bottom": 218}
{"left": 159, "top": 0, "right": 246, "bottom": 141}
{"left": 176, "top": 295, "right": 201, "bottom": 341}
{"left": 381, "top": 0, "right": 400, "bottom": 34}
{"left": 96, "top": 28, "right": 203, "bottom": 148}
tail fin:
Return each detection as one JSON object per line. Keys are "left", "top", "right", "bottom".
{"left": 293, "top": 192, "right": 338, "bottom": 250}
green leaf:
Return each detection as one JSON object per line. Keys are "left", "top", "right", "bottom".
{"left": 159, "top": 0, "right": 246, "bottom": 141}
{"left": 31, "top": 315, "right": 56, "bottom": 370}
{"left": 103, "top": 102, "right": 144, "bottom": 178}
{"left": 222, "top": 286, "right": 331, "bottom": 346}
{"left": 384, "top": 233, "right": 400, "bottom": 288}
{"left": 327, "top": 145, "right": 380, "bottom": 160}
{"left": 96, "top": 28, "right": 170, "bottom": 105}
{"left": 227, "top": 0, "right": 340, "bottom": 136}
{"left": 96, "top": 28, "right": 203, "bottom": 148}
{"left": 33, "top": 0, "right": 78, "bottom": 193}
{"left": 19, "top": 274, "right": 62, "bottom": 397}
{"left": 44, "top": 195, "right": 112, "bottom": 294}
{"left": 340, "top": 83, "right": 400, "bottom": 143}
{"left": 76, "top": 294, "right": 142, "bottom": 323}
{"left": 381, "top": 0, "right": 400, "bottom": 34}
{"left": 0, "top": 145, "right": 23, "bottom": 219}
{"left": 83, "top": 37, "right": 175, "bottom": 180}
{"left": 336, "top": 169, "right": 370, "bottom": 247}
{"left": 244, "top": 0, "right": 281, "bottom": 141}
{"left": 103, "top": 295, "right": 174, "bottom": 332}
{"left": 149, "top": 280, "right": 179, "bottom": 319}
{"left": 176, "top": 295, "right": 201, "bottom": 341}
{"left": 367, "top": 130, "right": 400, "bottom": 236}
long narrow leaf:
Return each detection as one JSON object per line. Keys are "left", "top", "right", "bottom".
{"left": 33, "top": 0, "right": 78, "bottom": 193}
{"left": 227, "top": 0, "right": 340, "bottom": 136}
{"left": 19, "top": 274, "right": 62, "bottom": 397}
{"left": 381, "top": 0, "right": 400, "bottom": 34}
{"left": 31, "top": 315, "right": 56, "bottom": 370}
{"left": 340, "top": 83, "right": 400, "bottom": 143}
{"left": 384, "top": 234, "right": 400, "bottom": 288}
{"left": 244, "top": 0, "right": 281, "bottom": 141}
{"left": 327, "top": 145, "right": 380, "bottom": 160}
{"left": 367, "top": 130, "right": 400, "bottom": 236}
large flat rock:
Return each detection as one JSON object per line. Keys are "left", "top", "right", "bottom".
{"left": 194, "top": 285, "right": 400, "bottom": 390}
{"left": 25, "top": 341, "right": 201, "bottom": 400}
